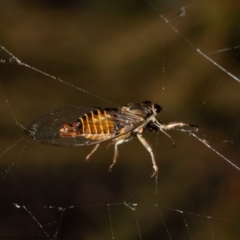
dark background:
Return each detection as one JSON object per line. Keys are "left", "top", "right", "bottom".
{"left": 0, "top": 0, "right": 240, "bottom": 239}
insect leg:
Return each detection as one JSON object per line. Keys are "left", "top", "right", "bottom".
{"left": 162, "top": 122, "right": 198, "bottom": 132}
{"left": 155, "top": 121, "right": 198, "bottom": 147}
{"left": 137, "top": 134, "right": 158, "bottom": 177}
{"left": 85, "top": 144, "right": 100, "bottom": 161}
{"left": 108, "top": 140, "right": 124, "bottom": 172}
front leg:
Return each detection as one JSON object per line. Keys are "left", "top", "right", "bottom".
{"left": 161, "top": 122, "right": 198, "bottom": 132}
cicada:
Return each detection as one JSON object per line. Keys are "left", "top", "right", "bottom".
{"left": 25, "top": 101, "right": 198, "bottom": 177}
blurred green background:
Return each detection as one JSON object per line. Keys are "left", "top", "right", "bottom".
{"left": 0, "top": 0, "right": 240, "bottom": 239}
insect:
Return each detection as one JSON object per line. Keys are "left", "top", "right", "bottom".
{"left": 25, "top": 101, "right": 198, "bottom": 177}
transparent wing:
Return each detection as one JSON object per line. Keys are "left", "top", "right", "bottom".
{"left": 25, "top": 105, "right": 144, "bottom": 147}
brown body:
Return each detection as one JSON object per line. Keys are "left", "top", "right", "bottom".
{"left": 59, "top": 110, "right": 118, "bottom": 140}
{"left": 25, "top": 101, "right": 198, "bottom": 177}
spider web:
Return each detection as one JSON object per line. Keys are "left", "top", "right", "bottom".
{"left": 1, "top": 1, "right": 240, "bottom": 239}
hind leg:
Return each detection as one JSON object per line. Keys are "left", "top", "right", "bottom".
{"left": 85, "top": 144, "right": 100, "bottom": 161}
{"left": 108, "top": 139, "right": 125, "bottom": 172}
{"left": 137, "top": 134, "right": 158, "bottom": 177}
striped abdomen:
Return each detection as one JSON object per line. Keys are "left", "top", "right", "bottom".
{"left": 59, "top": 110, "right": 118, "bottom": 141}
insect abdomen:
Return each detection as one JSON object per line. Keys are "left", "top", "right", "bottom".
{"left": 59, "top": 110, "right": 117, "bottom": 140}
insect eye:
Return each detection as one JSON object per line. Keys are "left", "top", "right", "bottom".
{"left": 154, "top": 104, "right": 162, "bottom": 113}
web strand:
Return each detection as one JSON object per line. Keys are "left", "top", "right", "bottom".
{"left": 0, "top": 1, "right": 240, "bottom": 239}
{"left": 147, "top": 1, "right": 240, "bottom": 84}
{"left": 0, "top": 45, "right": 114, "bottom": 105}
{"left": 191, "top": 133, "right": 240, "bottom": 171}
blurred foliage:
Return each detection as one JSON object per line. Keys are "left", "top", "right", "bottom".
{"left": 0, "top": 0, "right": 240, "bottom": 239}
